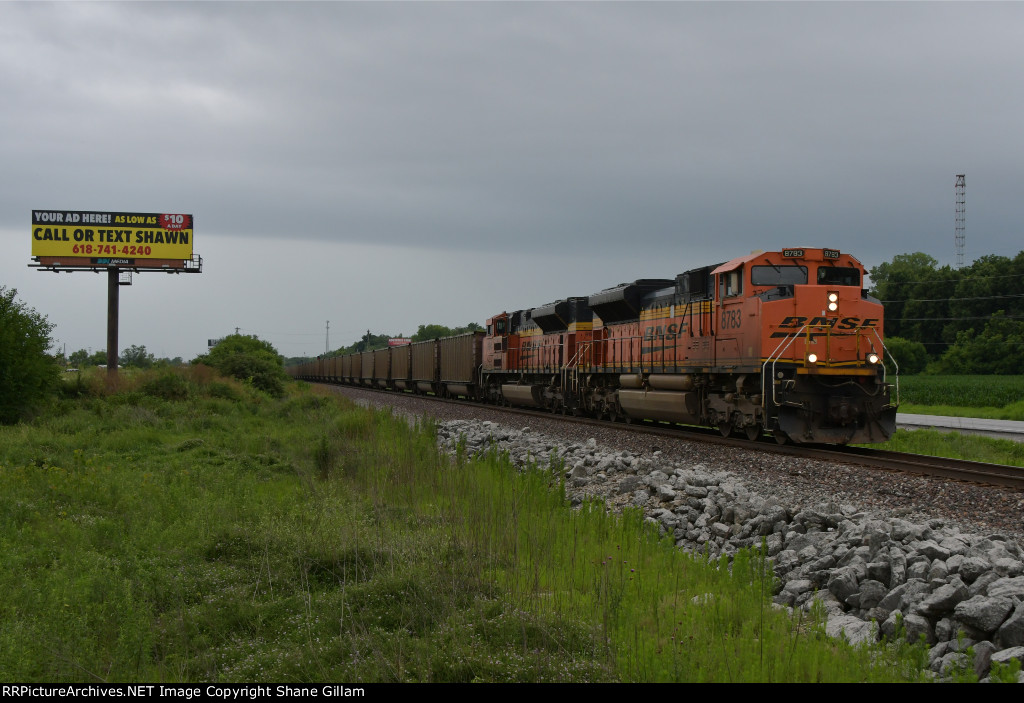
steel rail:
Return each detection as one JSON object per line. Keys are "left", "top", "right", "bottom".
{"left": 316, "top": 382, "right": 1024, "bottom": 491}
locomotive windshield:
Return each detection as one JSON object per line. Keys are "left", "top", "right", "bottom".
{"left": 751, "top": 265, "right": 808, "bottom": 287}
{"left": 817, "top": 266, "right": 860, "bottom": 287}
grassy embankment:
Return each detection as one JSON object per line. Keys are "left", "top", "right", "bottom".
{"left": 875, "top": 375, "right": 1024, "bottom": 467}
{"left": 0, "top": 367, "right": 952, "bottom": 682}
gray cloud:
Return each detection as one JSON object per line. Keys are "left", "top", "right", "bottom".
{"left": 3, "top": 2, "right": 1023, "bottom": 358}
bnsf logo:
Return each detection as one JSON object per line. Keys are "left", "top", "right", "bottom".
{"left": 643, "top": 322, "right": 689, "bottom": 340}
{"left": 772, "top": 316, "right": 878, "bottom": 335}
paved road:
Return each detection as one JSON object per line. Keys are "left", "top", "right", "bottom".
{"left": 896, "top": 413, "right": 1024, "bottom": 443}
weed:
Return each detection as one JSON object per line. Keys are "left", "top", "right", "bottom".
{"left": 0, "top": 384, "right": 934, "bottom": 683}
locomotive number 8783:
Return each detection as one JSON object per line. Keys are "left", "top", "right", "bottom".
{"left": 292, "top": 247, "right": 898, "bottom": 445}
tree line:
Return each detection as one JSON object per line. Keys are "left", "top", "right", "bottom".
{"left": 1, "top": 283, "right": 289, "bottom": 424}
{"left": 869, "top": 251, "right": 1024, "bottom": 374}
{"left": 2, "top": 278, "right": 480, "bottom": 425}
{"left": 62, "top": 345, "right": 183, "bottom": 369}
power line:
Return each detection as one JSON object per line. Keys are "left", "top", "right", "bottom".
{"left": 891, "top": 315, "right": 1024, "bottom": 322}
{"left": 881, "top": 293, "right": 1024, "bottom": 304}
{"left": 873, "top": 271, "right": 1024, "bottom": 286}
{"left": 236, "top": 328, "right": 324, "bottom": 338}
{"left": 909, "top": 340, "right": 1024, "bottom": 347}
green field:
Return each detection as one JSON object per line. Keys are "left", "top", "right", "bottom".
{"left": 896, "top": 375, "right": 1024, "bottom": 420}
{"left": 0, "top": 368, "right": 952, "bottom": 683}
{"left": 850, "top": 375, "right": 1024, "bottom": 465}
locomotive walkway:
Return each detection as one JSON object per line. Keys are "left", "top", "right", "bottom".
{"left": 897, "top": 413, "right": 1024, "bottom": 443}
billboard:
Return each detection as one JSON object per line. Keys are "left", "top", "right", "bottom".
{"left": 32, "top": 210, "right": 193, "bottom": 260}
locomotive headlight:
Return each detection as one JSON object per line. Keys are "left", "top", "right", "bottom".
{"left": 827, "top": 292, "right": 839, "bottom": 312}
{"left": 807, "top": 353, "right": 818, "bottom": 364}
{"left": 867, "top": 353, "right": 880, "bottom": 364}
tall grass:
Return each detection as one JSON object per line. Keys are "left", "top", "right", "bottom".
{"left": 871, "top": 429, "right": 1024, "bottom": 468}
{"left": 0, "top": 378, "right": 929, "bottom": 682}
{"left": 878, "top": 375, "right": 1024, "bottom": 463}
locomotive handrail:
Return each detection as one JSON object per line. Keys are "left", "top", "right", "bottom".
{"left": 561, "top": 342, "right": 592, "bottom": 396}
{"left": 762, "top": 323, "right": 896, "bottom": 411}
{"left": 762, "top": 325, "right": 808, "bottom": 410}
{"left": 868, "top": 327, "right": 899, "bottom": 407}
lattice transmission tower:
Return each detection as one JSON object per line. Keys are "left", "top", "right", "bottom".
{"left": 955, "top": 174, "right": 966, "bottom": 269}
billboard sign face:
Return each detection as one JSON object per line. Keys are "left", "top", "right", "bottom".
{"left": 32, "top": 210, "right": 193, "bottom": 260}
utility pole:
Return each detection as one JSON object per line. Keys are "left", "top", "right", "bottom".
{"left": 326, "top": 320, "right": 330, "bottom": 355}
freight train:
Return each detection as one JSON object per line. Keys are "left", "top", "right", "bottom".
{"left": 289, "top": 247, "right": 898, "bottom": 444}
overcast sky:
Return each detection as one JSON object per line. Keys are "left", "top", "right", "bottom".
{"left": 3, "top": 1, "right": 1022, "bottom": 361}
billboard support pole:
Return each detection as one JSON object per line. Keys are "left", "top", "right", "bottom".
{"left": 29, "top": 212, "right": 200, "bottom": 381}
{"left": 107, "top": 267, "right": 119, "bottom": 382}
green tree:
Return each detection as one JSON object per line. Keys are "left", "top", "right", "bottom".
{"left": 0, "top": 287, "right": 61, "bottom": 424}
{"left": 121, "top": 344, "right": 155, "bottom": 369}
{"left": 927, "top": 311, "right": 1024, "bottom": 375}
{"left": 88, "top": 350, "right": 109, "bottom": 366}
{"left": 411, "top": 322, "right": 483, "bottom": 342}
{"left": 882, "top": 337, "right": 929, "bottom": 375}
{"left": 334, "top": 330, "right": 393, "bottom": 355}
{"left": 412, "top": 324, "right": 455, "bottom": 342}
{"left": 192, "top": 334, "right": 287, "bottom": 396}
{"left": 68, "top": 348, "right": 91, "bottom": 367}
{"left": 945, "top": 254, "right": 1024, "bottom": 344}
{"left": 869, "top": 252, "right": 954, "bottom": 354}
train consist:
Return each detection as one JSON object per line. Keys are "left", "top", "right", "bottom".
{"left": 289, "top": 248, "right": 898, "bottom": 444}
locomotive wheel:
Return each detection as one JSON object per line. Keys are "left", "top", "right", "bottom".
{"left": 745, "top": 424, "right": 761, "bottom": 441}
{"left": 719, "top": 421, "right": 732, "bottom": 438}
{"left": 773, "top": 429, "right": 790, "bottom": 445}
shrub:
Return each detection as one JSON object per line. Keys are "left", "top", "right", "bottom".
{"left": 927, "top": 312, "right": 1024, "bottom": 375}
{"left": 0, "top": 287, "right": 60, "bottom": 423}
{"left": 192, "top": 335, "right": 287, "bottom": 397}
{"left": 140, "top": 370, "right": 192, "bottom": 400}
{"left": 882, "top": 336, "right": 929, "bottom": 375}
{"left": 206, "top": 381, "right": 242, "bottom": 401}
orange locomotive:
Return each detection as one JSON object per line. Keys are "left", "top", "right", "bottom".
{"left": 290, "top": 247, "right": 897, "bottom": 444}
{"left": 482, "top": 248, "right": 896, "bottom": 444}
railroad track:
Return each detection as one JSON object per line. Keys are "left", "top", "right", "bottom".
{"left": 320, "top": 383, "right": 1024, "bottom": 491}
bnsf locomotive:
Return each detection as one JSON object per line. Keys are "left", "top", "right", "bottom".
{"left": 290, "top": 248, "right": 897, "bottom": 444}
